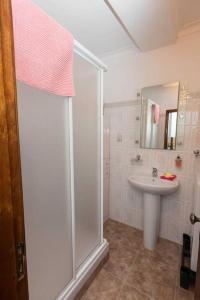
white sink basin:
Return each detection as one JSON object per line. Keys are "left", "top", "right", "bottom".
{"left": 128, "top": 174, "right": 179, "bottom": 251}
{"left": 128, "top": 175, "right": 179, "bottom": 195}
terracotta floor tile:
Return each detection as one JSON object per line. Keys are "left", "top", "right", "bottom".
{"left": 103, "top": 245, "right": 138, "bottom": 279}
{"left": 80, "top": 219, "right": 194, "bottom": 300}
{"left": 81, "top": 268, "right": 121, "bottom": 300}
{"left": 175, "top": 287, "right": 194, "bottom": 300}
{"left": 104, "top": 219, "right": 142, "bottom": 242}
{"left": 118, "top": 284, "right": 151, "bottom": 300}
{"left": 155, "top": 238, "right": 181, "bottom": 271}
{"left": 126, "top": 249, "right": 178, "bottom": 290}
{"left": 151, "top": 282, "right": 175, "bottom": 299}
{"left": 104, "top": 221, "right": 143, "bottom": 253}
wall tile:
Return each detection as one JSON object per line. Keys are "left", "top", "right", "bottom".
{"left": 105, "top": 94, "right": 200, "bottom": 244}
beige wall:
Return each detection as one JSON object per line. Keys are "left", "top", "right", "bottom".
{"left": 103, "top": 27, "right": 200, "bottom": 103}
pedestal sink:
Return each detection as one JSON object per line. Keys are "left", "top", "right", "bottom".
{"left": 128, "top": 175, "right": 179, "bottom": 250}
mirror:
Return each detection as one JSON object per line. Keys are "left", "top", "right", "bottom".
{"left": 140, "top": 82, "right": 180, "bottom": 150}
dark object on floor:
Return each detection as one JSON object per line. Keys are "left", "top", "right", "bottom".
{"left": 180, "top": 234, "right": 196, "bottom": 289}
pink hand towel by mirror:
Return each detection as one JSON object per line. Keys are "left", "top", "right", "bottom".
{"left": 11, "top": 0, "right": 75, "bottom": 97}
{"left": 152, "top": 104, "right": 160, "bottom": 124}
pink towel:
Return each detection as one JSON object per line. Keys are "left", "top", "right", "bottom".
{"left": 11, "top": 0, "right": 75, "bottom": 97}
{"left": 152, "top": 104, "right": 160, "bottom": 124}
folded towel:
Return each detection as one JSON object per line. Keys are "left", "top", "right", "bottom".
{"left": 160, "top": 175, "right": 177, "bottom": 181}
{"left": 12, "top": 0, "right": 75, "bottom": 97}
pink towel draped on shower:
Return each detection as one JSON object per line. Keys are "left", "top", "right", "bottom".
{"left": 11, "top": 0, "right": 75, "bottom": 97}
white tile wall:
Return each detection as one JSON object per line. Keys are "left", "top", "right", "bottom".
{"left": 104, "top": 92, "right": 200, "bottom": 244}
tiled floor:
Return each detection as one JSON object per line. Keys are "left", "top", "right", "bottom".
{"left": 80, "top": 219, "right": 194, "bottom": 300}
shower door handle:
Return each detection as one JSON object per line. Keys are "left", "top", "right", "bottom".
{"left": 190, "top": 213, "right": 200, "bottom": 225}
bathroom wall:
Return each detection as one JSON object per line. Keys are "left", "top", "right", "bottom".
{"left": 103, "top": 24, "right": 200, "bottom": 103}
{"left": 103, "top": 25, "right": 200, "bottom": 244}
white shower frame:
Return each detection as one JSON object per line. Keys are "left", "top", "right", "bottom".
{"left": 57, "top": 40, "right": 108, "bottom": 300}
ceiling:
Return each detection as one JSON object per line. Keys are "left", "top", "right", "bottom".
{"left": 32, "top": 0, "right": 134, "bottom": 56}
{"left": 106, "top": 0, "right": 200, "bottom": 51}
{"left": 33, "top": 0, "right": 200, "bottom": 56}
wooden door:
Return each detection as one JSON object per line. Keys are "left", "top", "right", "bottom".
{"left": 0, "top": 0, "right": 29, "bottom": 299}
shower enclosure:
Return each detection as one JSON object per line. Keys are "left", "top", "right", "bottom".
{"left": 17, "top": 41, "right": 108, "bottom": 300}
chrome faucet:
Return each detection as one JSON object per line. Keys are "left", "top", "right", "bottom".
{"left": 152, "top": 167, "right": 158, "bottom": 178}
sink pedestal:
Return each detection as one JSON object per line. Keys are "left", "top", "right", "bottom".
{"left": 128, "top": 175, "right": 179, "bottom": 251}
{"left": 143, "top": 193, "right": 160, "bottom": 251}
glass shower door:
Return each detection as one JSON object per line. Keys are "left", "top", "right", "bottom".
{"left": 17, "top": 83, "right": 73, "bottom": 300}
{"left": 73, "top": 53, "right": 101, "bottom": 269}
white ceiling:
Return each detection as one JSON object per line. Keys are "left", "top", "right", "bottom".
{"left": 32, "top": 0, "right": 200, "bottom": 55}
{"left": 106, "top": 0, "right": 177, "bottom": 51}
{"left": 107, "top": 0, "right": 200, "bottom": 51}
{"left": 32, "top": 0, "right": 134, "bottom": 56}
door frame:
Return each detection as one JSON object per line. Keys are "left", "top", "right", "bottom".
{"left": 0, "top": 1, "right": 28, "bottom": 299}
{"left": 164, "top": 108, "right": 177, "bottom": 149}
